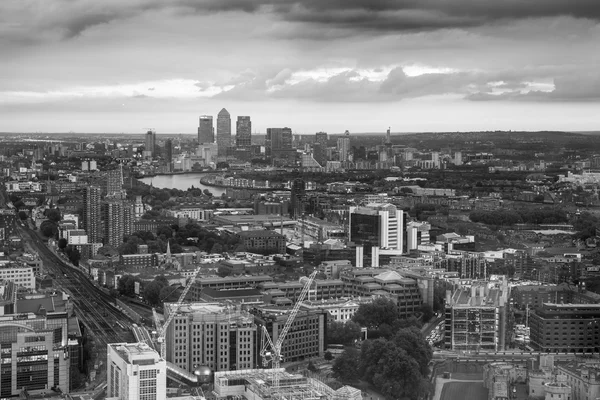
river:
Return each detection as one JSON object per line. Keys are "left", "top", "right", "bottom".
{"left": 138, "top": 172, "right": 226, "bottom": 196}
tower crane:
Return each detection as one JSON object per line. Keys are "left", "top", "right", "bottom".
{"left": 153, "top": 268, "right": 201, "bottom": 359}
{"left": 260, "top": 269, "right": 318, "bottom": 389}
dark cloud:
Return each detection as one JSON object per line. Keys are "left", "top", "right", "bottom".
{"left": 5, "top": 0, "right": 598, "bottom": 42}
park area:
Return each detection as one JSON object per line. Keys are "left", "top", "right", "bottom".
{"left": 440, "top": 382, "right": 488, "bottom": 400}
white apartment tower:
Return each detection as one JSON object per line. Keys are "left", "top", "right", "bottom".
{"left": 107, "top": 342, "right": 167, "bottom": 400}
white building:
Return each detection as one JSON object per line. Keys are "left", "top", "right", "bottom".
{"left": 0, "top": 266, "right": 35, "bottom": 289}
{"left": 107, "top": 342, "right": 167, "bottom": 400}
{"left": 337, "top": 132, "right": 350, "bottom": 162}
{"left": 65, "top": 229, "right": 88, "bottom": 245}
{"left": 349, "top": 203, "right": 404, "bottom": 253}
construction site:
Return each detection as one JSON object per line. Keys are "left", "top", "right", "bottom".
{"left": 212, "top": 368, "right": 361, "bottom": 400}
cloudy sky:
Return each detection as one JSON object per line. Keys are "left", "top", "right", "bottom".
{"left": 1, "top": 0, "right": 599, "bottom": 134}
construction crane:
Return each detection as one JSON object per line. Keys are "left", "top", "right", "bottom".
{"left": 260, "top": 269, "right": 318, "bottom": 389}
{"left": 153, "top": 268, "right": 201, "bottom": 359}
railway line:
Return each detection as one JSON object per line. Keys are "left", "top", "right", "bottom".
{"left": 17, "top": 225, "right": 135, "bottom": 347}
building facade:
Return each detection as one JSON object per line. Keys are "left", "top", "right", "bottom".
{"left": 238, "top": 230, "right": 286, "bottom": 255}
{"left": 164, "top": 303, "right": 257, "bottom": 373}
{"left": 198, "top": 115, "right": 214, "bottom": 144}
{"left": 83, "top": 186, "right": 102, "bottom": 244}
{"left": 236, "top": 116, "right": 252, "bottom": 147}
{"left": 107, "top": 342, "right": 166, "bottom": 400}
{"left": 216, "top": 108, "right": 231, "bottom": 156}
{"left": 444, "top": 281, "right": 510, "bottom": 352}
{"left": 144, "top": 130, "right": 156, "bottom": 157}
{"left": 530, "top": 303, "right": 600, "bottom": 353}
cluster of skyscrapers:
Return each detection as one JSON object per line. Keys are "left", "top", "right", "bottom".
{"left": 198, "top": 109, "right": 252, "bottom": 156}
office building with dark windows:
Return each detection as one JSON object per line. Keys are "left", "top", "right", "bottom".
{"left": 236, "top": 116, "right": 252, "bottom": 147}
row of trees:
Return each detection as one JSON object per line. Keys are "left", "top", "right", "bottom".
{"left": 469, "top": 208, "right": 568, "bottom": 226}
{"left": 117, "top": 274, "right": 178, "bottom": 306}
{"left": 118, "top": 223, "right": 242, "bottom": 256}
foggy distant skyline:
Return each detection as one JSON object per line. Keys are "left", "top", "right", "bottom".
{"left": 1, "top": 1, "right": 599, "bottom": 134}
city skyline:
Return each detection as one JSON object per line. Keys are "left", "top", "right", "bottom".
{"left": 1, "top": 1, "right": 599, "bottom": 134}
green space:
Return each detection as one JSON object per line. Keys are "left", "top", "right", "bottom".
{"left": 440, "top": 382, "right": 487, "bottom": 400}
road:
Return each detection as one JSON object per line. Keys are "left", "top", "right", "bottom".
{"left": 18, "top": 224, "right": 135, "bottom": 389}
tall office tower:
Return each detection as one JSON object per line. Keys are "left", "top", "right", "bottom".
{"left": 236, "top": 116, "right": 252, "bottom": 147}
{"left": 385, "top": 126, "right": 392, "bottom": 145}
{"left": 164, "top": 139, "right": 173, "bottom": 164}
{"left": 266, "top": 127, "right": 293, "bottom": 155}
{"left": 198, "top": 115, "right": 214, "bottom": 144}
{"left": 349, "top": 202, "right": 404, "bottom": 252}
{"left": 337, "top": 130, "right": 351, "bottom": 162}
{"left": 164, "top": 303, "right": 257, "bottom": 373}
{"left": 107, "top": 342, "right": 167, "bottom": 400}
{"left": 290, "top": 178, "right": 306, "bottom": 218}
{"left": 216, "top": 108, "right": 231, "bottom": 156}
{"left": 83, "top": 186, "right": 102, "bottom": 244}
{"left": 314, "top": 131, "right": 328, "bottom": 166}
{"left": 0, "top": 287, "right": 71, "bottom": 397}
{"left": 145, "top": 130, "right": 156, "bottom": 157}
{"left": 106, "top": 168, "right": 123, "bottom": 196}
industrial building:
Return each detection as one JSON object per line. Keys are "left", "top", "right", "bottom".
{"left": 444, "top": 279, "right": 510, "bottom": 351}
{"left": 530, "top": 303, "right": 600, "bottom": 353}
{"left": 163, "top": 302, "right": 258, "bottom": 373}
{"left": 107, "top": 342, "right": 166, "bottom": 400}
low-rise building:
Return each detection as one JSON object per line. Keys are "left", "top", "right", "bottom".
{"left": 238, "top": 230, "right": 287, "bottom": 255}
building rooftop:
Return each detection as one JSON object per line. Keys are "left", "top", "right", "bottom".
{"left": 238, "top": 230, "right": 285, "bottom": 238}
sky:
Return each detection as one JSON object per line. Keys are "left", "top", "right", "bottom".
{"left": 1, "top": 0, "right": 599, "bottom": 135}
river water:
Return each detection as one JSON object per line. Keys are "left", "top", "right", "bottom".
{"left": 138, "top": 173, "right": 226, "bottom": 196}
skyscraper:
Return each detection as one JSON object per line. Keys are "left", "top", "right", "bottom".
{"left": 266, "top": 127, "right": 293, "bottom": 156}
{"left": 337, "top": 130, "right": 351, "bottom": 162}
{"left": 83, "top": 186, "right": 102, "bottom": 244}
{"left": 314, "top": 131, "right": 328, "bottom": 166}
{"left": 198, "top": 115, "right": 214, "bottom": 144}
{"left": 236, "top": 116, "right": 252, "bottom": 147}
{"left": 216, "top": 108, "right": 231, "bottom": 156}
{"left": 145, "top": 130, "right": 156, "bottom": 157}
{"left": 164, "top": 139, "right": 173, "bottom": 172}
{"left": 107, "top": 342, "right": 167, "bottom": 400}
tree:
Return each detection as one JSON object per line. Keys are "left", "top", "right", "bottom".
{"left": 324, "top": 351, "right": 334, "bottom": 361}
{"left": 217, "top": 265, "right": 231, "bottom": 278}
{"left": 203, "top": 189, "right": 213, "bottom": 197}
{"left": 57, "top": 238, "right": 68, "bottom": 250}
{"left": 352, "top": 297, "right": 399, "bottom": 329}
{"left": 332, "top": 348, "right": 361, "bottom": 382}
{"left": 307, "top": 361, "right": 318, "bottom": 372}
{"left": 18, "top": 211, "right": 28, "bottom": 220}
{"left": 143, "top": 281, "right": 163, "bottom": 306}
{"left": 65, "top": 246, "right": 80, "bottom": 266}
{"left": 327, "top": 321, "right": 361, "bottom": 345}
{"left": 45, "top": 208, "right": 62, "bottom": 222}
{"left": 391, "top": 327, "right": 433, "bottom": 376}
{"left": 117, "top": 275, "right": 140, "bottom": 296}
{"left": 157, "top": 225, "right": 173, "bottom": 239}
{"left": 40, "top": 220, "right": 58, "bottom": 238}
{"left": 420, "top": 303, "right": 434, "bottom": 322}
{"left": 210, "top": 243, "right": 224, "bottom": 254}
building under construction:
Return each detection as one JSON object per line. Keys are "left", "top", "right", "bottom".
{"left": 212, "top": 368, "right": 361, "bottom": 400}
{"left": 444, "top": 278, "right": 510, "bottom": 351}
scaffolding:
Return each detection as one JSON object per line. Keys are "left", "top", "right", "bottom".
{"left": 213, "top": 369, "right": 361, "bottom": 400}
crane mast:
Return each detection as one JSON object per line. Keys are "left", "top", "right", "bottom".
{"left": 260, "top": 270, "right": 318, "bottom": 389}
{"left": 153, "top": 268, "right": 201, "bottom": 359}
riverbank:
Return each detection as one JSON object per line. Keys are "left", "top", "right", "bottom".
{"left": 199, "top": 175, "right": 286, "bottom": 191}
